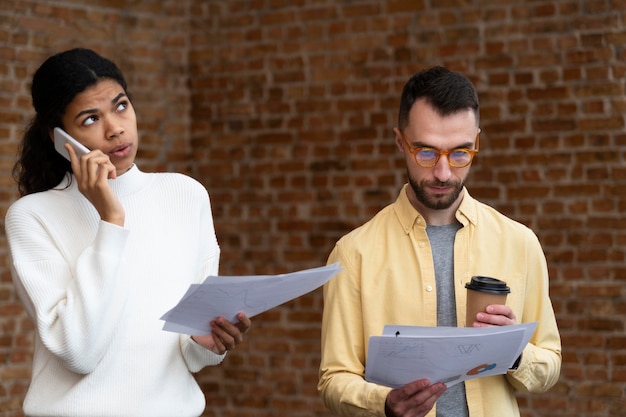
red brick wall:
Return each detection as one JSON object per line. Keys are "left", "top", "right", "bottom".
{"left": 1, "top": 1, "right": 625, "bottom": 417}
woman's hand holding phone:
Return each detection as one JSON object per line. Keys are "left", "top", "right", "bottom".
{"left": 64, "top": 138, "right": 126, "bottom": 227}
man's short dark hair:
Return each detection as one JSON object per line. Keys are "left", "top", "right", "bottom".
{"left": 397, "top": 66, "right": 480, "bottom": 131}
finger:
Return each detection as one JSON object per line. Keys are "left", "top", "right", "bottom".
{"left": 215, "top": 316, "right": 245, "bottom": 342}
{"left": 235, "top": 312, "right": 251, "bottom": 333}
{"left": 66, "top": 144, "right": 81, "bottom": 177}
{"left": 97, "top": 159, "right": 116, "bottom": 181}
{"left": 485, "top": 304, "right": 510, "bottom": 316}
{"left": 210, "top": 320, "right": 238, "bottom": 349}
{"left": 406, "top": 382, "right": 446, "bottom": 414}
{"left": 475, "top": 313, "right": 512, "bottom": 327}
{"left": 398, "top": 378, "right": 432, "bottom": 398}
{"left": 79, "top": 153, "right": 114, "bottom": 185}
{"left": 486, "top": 304, "right": 517, "bottom": 323}
{"left": 209, "top": 333, "right": 227, "bottom": 354}
{"left": 66, "top": 143, "right": 77, "bottom": 163}
{"left": 387, "top": 379, "right": 429, "bottom": 408}
{"left": 386, "top": 379, "right": 435, "bottom": 416}
{"left": 77, "top": 152, "right": 95, "bottom": 185}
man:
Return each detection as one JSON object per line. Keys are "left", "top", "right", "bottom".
{"left": 318, "top": 66, "right": 561, "bottom": 417}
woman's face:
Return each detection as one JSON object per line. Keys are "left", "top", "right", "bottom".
{"left": 60, "top": 78, "right": 139, "bottom": 176}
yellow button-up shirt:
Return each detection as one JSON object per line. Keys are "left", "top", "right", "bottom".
{"left": 318, "top": 185, "right": 561, "bottom": 417}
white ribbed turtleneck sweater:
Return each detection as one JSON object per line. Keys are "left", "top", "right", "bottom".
{"left": 6, "top": 165, "right": 225, "bottom": 417}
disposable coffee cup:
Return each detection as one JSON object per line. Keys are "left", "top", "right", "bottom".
{"left": 465, "top": 276, "right": 510, "bottom": 327}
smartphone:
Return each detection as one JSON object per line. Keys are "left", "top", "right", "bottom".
{"left": 53, "top": 127, "right": 90, "bottom": 161}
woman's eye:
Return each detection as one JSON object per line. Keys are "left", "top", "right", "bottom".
{"left": 82, "top": 115, "right": 97, "bottom": 126}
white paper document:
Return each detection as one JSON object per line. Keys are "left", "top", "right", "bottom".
{"left": 160, "top": 263, "right": 342, "bottom": 335}
{"left": 365, "top": 322, "right": 537, "bottom": 388}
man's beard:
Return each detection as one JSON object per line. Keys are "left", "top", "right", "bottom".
{"left": 408, "top": 175, "right": 465, "bottom": 210}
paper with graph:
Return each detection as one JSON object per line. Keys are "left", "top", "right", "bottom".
{"left": 160, "top": 263, "right": 342, "bottom": 335}
{"left": 365, "top": 322, "right": 537, "bottom": 388}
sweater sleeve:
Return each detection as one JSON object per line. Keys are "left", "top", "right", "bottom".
{"left": 179, "top": 186, "right": 224, "bottom": 371}
{"left": 181, "top": 336, "right": 226, "bottom": 372}
{"left": 6, "top": 201, "right": 131, "bottom": 375}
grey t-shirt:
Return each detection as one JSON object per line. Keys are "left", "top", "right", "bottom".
{"left": 426, "top": 223, "right": 469, "bottom": 417}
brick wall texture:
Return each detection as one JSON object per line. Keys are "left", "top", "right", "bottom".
{"left": 1, "top": 0, "right": 625, "bottom": 416}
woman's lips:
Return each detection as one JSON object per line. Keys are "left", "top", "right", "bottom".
{"left": 109, "top": 143, "right": 131, "bottom": 158}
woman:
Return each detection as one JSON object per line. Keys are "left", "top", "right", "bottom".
{"left": 6, "top": 48, "right": 251, "bottom": 416}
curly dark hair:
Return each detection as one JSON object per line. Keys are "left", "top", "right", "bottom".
{"left": 397, "top": 66, "right": 479, "bottom": 132}
{"left": 13, "top": 48, "right": 128, "bottom": 196}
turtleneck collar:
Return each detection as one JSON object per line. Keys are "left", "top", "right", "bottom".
{"left": 107, "top": 164, "right": 151, "bottom": 197}
{"left": 59, "top": 164, "right": 152, "bottom": 198}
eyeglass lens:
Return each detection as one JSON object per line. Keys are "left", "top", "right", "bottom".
{"left": 416, "top": 149, "right": 473, "bottom": 167}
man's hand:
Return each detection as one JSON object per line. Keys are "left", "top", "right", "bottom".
{"left": 192, "top": 312, "right": 251, "bottom": 354}
{"left": 385, "top": 378, "right": 446, "bottom": 417}
{"left": 471, "top": 304, "right": 517, "bottom": 327}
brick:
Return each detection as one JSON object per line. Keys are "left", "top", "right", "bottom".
{"left": 574, "top": 382, "right": 623, "bottom": 398}
{"left": 1, "top": 2, "right": 625, "bottom": 417}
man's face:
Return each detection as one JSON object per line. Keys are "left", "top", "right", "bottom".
{"left": 394, "top": 99, "right": 480, "bottom": 216}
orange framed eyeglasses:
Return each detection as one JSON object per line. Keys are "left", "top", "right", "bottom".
{"left": 399, "top": 131, "right": 479, "bottom": 168}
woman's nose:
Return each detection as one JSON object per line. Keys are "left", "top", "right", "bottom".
{"left": 106, "top": 121, "right": 124, "bottom": 140}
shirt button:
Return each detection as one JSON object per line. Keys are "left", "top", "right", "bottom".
{"left": 419, "top": 242, "right": 426, "bottom": 248}
{"left": 426, "top": 285, "right": 433, "bottom": 292}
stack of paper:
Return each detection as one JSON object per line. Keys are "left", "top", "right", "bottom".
{"left": 365, "top": 322, "right": 537, "bottom": 388}
{"left": 160, "top": 263, "right": 342, "bottom": 335}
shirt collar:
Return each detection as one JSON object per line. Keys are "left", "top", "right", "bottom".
{"left": 393, "top": 183, "right": 479, "bottom": 234}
